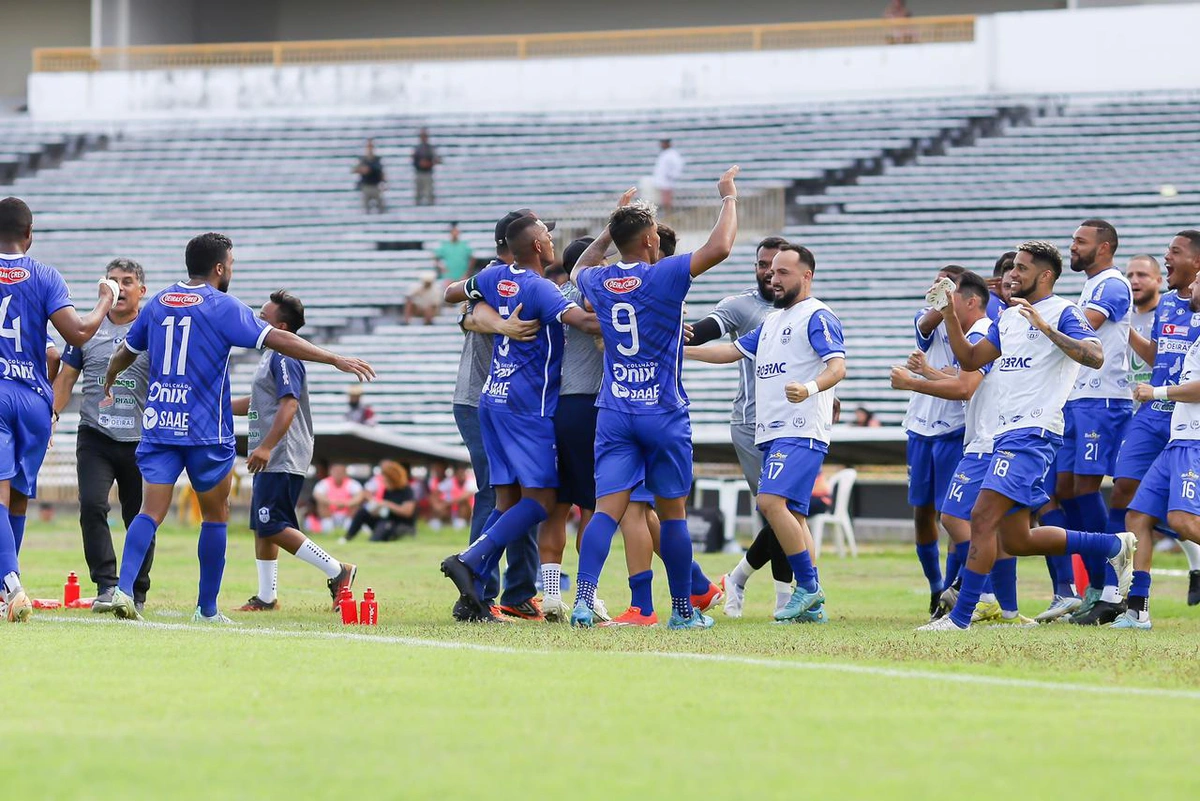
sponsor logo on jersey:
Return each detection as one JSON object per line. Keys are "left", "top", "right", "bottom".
{"left": 1161, "top": 324, "right": 1190, "bottom": 337}
{"left": 143, "top": 408, "right": 158, "bottom": 429}
{"left": 997, "top": 356, "right": 1033, "bottom": 371}
{"left": 1085, "top": 430, "right": 1101, "bottom": 440}
{"left": 491, "top": 363, "right": 518, "bottom": 379}
{"left": 791, "top": 416, "right": 805, "bottom": 428}
{"left": 0, "top": 358, "right": 37, "bottom": 381}
{"left": 1183, "top": 469, "right": 1200, "bottom": 480}
{"left": 0, "top": 266, "right": 31, "bottom": 284}
{"left": 1159, "top": 339, "right": 1191, "bottom": 354}
{"left": 112, "top": 395, "right": 136, "bottom": 407}
{"left": 769, "top": 420, "right": 785, "bottom": 429}
{"left": 98, "top": 414, "right": 136, "bottom": 430}
{"left": 98, "top": 376, "right": 137, "bottom": 390}
{"left": 780, "top": 326, "right": 792, "bottom": 345}
{"left": 610, "top": 382, "right": 660, "bottom": 403}
{"left": 755, "top": 362, "right": 785, "bottom": 379}
{"left": 612, "top": 362, "right": 657, "bottom": 383}
{"left": 481, "top": 376, "right": 509, "bottom": 399}
{"left": 159, "top": 292, "right": 204, "bottom": 308}
{"left": 769, "top": 451, "right": 787, "bottom": 461}
{"left": 497, "top": 280, "right": 519, "bottom": 298}
{"left": 955, "top": 472, "right": 971, "bottom": 483}
{"left": 148, "top": 381, "right": 191, "bottom": 404}
{"left": 603, "top": 276, "right": 641, "bottom": 294}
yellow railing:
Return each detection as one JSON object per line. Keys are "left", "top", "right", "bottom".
{"left": 33, "top": 15, "right": 974, "bottom": 72}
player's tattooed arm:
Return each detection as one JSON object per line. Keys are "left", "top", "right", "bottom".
{"left": 1012, "top": 299, "right": 1103, "bottom": 369}
{"left": 684, "top": 343, "right": 745, "bottom": 364}
{"left": 464, "top": 302, "right": 540, "bottom": 342}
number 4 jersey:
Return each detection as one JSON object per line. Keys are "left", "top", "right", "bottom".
{"left": 125, "top": 282, "right": 271, "bottom": 445}
{"left": 0, "top": 254, "right": 73, "bottom": 404}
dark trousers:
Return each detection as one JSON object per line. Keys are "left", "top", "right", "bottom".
{"left": 453, "top": 403, "right": 538, "bottom": 605}
{"left": 77, "top": 425, "right": 154, "bottom": 602}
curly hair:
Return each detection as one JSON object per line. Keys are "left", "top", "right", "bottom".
{"left": 1017, "top": 240, "right": 1063, "bottom": 278}
{"left": 607, "top": 202, "right": 656, "bottom": 251}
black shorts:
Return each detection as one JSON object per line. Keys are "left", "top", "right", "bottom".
{"left": 250, "top": 472, "right": 305, "bottom": 537}
{"left": 554, "top": 393, "right": 598, "bottom": 510}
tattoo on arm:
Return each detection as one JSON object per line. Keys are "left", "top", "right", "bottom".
{"left": 1046, "top": 328, "right": 1103, "bottom": 369}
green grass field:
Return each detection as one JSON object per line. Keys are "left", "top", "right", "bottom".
{"left": 7, "top": 520, "right": 1200, "bottom": 799}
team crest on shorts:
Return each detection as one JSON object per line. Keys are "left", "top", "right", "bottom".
{"left": 258, "top": 507, "right": 270, "bottom": 523}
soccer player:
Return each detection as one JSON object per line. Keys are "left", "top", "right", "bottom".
{"left": 100, "top": 232, "right": 374, "bottom": 623}
{"left": 568, "top": 166, "right": 739, "bottom": 630}
{"left": 1115, "top": 277, "right": 1200, "bottom": 629}
{"left": 687, "top": 236, "right": 799, "bottom": 617}
{"left": 438, "top": 214, "right": 601, "bottom": 622}
{"left": 231, "top": 290, "right": 357, "bottom": 612}
{"left": 0, "top": 197, "right": 120, "bottom": 622}
{"left": 52, "top": 258, "right": 153, "bottom": 612}
{"left": 903, "top": 264, "right": 968, "bottom": 616}
{"left": 1044, "top": 220, "right": 1133, "bottom": 626}
{"left": 686, "top": 243, "right": 846, "bottom": 623}
{"left": 919, "top": 241, "right": 1136, "bottom": 631}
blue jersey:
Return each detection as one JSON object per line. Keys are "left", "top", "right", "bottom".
{"left": 0, "top": 254, "right": 72, "bottom": 405}
{"left": 577, "top": 254, "right": 692, "bottom": 415}
{"left": 987, "top": 292, "right": 1006, "bottom": 322}
{"left": 1145, "top": 290, "right": 1200, "bottom": 416}
{"left": 465, "top": 261, "right": 574, "bottom": 417}
{"left": 125, "top": 282, "right": 271, "bottom": 446}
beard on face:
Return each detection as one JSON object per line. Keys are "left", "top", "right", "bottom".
{"left": 772, "top": 285, "right": 799, "bottom": 308}
{"left": 217, "top": 274, "right": 231, "bottom": 293}
{"left": 757, "top": 276, "right": 775, "bottom": 301}
{"left": 1069, "top": 248, "right": 1095, "bottom": 273}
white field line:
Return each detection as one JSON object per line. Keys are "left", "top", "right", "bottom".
{"left": 40, "top": 615, "right": 1200, "bottom": 702}
{"left": 1151, "top": 568, "right": 1191, "bottom": 578}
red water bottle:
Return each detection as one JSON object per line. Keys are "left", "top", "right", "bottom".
{"left": 338, "top": 586, "right": 358, "bottom": 625}
{"left": 359, "top": 587, "right": 378, "bottom": 625}
{"left": 63, "top": 572, "right": 80, "bottom": 606}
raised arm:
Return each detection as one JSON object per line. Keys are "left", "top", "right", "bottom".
{"left": 916, "top": 307, "right": 944, "bottom": 339}
{"left": 464, "top": 302, "right": 540, "bottom": 341}
{"left": 940, "top": 293, "right": 1000, "bottom": 372}
{"left": 1012, "top": 298, "right": 1103, "bottom": 369}
{"left": 263, "top": 329, "right": 375, "bottom": 381}
{"left": 684, "top": 343, "right": 745, "bottom": 364}
{"left": 571, "top": 186, "right": 638, "bottom": 284}
{"left": 690, "top": 166, "right": 740, "bottom": 277}
{"left": 50, "top": 280, "right": 118, "bottom": 348}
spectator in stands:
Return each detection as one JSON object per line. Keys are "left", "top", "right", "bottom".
{"left": 312, "top": 463, "right": 363, "bottom": 534}
{"left": 884, "top": 0, "right": 916, "bottom": 44}
{"left": 853, "top": 406, "right": 881, "bottom": 427}
{"left": 353, "top": 139, "right": 386, "bottom": 214}
{"left": 652, "top": 138, "right": 684, "bottom": 211}
{"left": 405, "top": 271, "right": 442, "bottom": 325}
{"left": 434, "top": 223, "right": 473, "bottom": 282}
{"left": 425, "top": 461, "right": 451, "bottom": 529}
{"left": 345, "top": 384, "right": 376, "bottom": 425}
{"left": 412, "top": 128, "right": 440, "bottom": 206}
{"left": 343, "top": 461, "right": 417, "bottom": 542}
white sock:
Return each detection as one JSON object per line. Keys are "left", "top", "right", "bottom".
{"left": 1, "top": 570, "right": 20, "bottom": 600}
{"left": 1181, "top": 539, "right": 1200, "bottom": 571}
{"left": 1001, "top": 609, "right": 1019, "bottom": 619}
{"left": 541, "top": 563, "right": 561, "bottom": 598}
{"left": 256, "top": 559, "right": 278, "bottom": 603}
{"left": 295, "top": 539, "right": 342, "bottom": 579}
{"left": 774, "top": 580, "right": 793, "bottom": 612}
{"left": 979, "top": 592, "right": 997, "bottom": 604}
{"left": 1100, "top": 584, "right": 1121, "bottom": 604}
{"left": 730, "top": 558, "right": 755, "bottom": 588}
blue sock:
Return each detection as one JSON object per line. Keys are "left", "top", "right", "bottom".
{"left": 577, "top": 512, "right": 619, "bottom": 589}
{"left": 915, "top": 541, "right": 942, "bottom": 592}
{"left": 786, "top": 550, "right": 818, "bottom": 593}
{"left": 196, "top": 522, "right": 227, "bottom": 617}
{"left": 950, "top": 568, "right": 988, "bottom": 628}
{"left": 1060, "top": 496, "right": 1084, "bottom": 531}
{"left": 1065, "top": 529, "right": 1121, "bottom": 560}
{"left": 459, "top": 499, "right": 547, "bottom": 577}
{"left": 991, "top": 557, "right": 1018, "bottom": 613}
{"left": 1130, "top": 569, "right": 1151, "bottom": 600}
{"left": 629, "top": 570, "right": 654, "bottom": 614}
{"left": 10, "top": 514, "right": 24, "bottom": 556}
{"left": 659, "top": 519, "right": 695, "bottom": 618}
{"left": 982, "top": 574, "right": 994, "bottom": 595}
{"left": 690, "top": 561, "right": 711, "bottom": 596}
{"left": 1040, "top": 508, "right": 1075, "bottom": 595}
{"left": 0, "top": 503, "right": 17, "bottom": 579}
{"left": 945, "top": 541, "right": 969, "bottom": 589}
{"left": 1107, "top": 506, "right": 1128, "bottom": 535}
{"left": 1076, "top": 492, "right": 1110, "bottom": 589}
{"left": 473, "top": 509, "right": 502, "bottom": 544}
{"left": 118, "top": 514, "right": 159, "bottom": 595}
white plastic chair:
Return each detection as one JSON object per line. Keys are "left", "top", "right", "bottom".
{"left": 810, "top": 468, "right": 858, "bottom": 559}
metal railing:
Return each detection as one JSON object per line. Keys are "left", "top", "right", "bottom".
{"left": 33, "top": 15, "right": 974, "bottom": 72}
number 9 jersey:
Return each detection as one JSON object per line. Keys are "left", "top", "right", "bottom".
{"left": 125, "top": 282, "right": 271, "bottom": 446}
{"left": 577, "top": 254, "right": 692, "bottom": 415}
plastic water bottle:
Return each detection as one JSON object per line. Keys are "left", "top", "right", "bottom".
{"left": 359, "top": 587, "right": 378, "bottom": 625}
{"left": 338, "top": 586, "right": 358, "bottom": 625}
{"left": 63, "top": 572, "right": 80, "bottom": 606}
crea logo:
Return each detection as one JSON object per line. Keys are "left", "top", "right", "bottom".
{"left": 497, "top": 280, "right": 519, "bottom": 298}
{"left": 160, "top": 292, "right": 204, "bottom": 308}
{"left": 603, "top": 276, "right": 642, "bottom": 294}
{"left": 0, "top": 266, "right": 30, "bottom": 284}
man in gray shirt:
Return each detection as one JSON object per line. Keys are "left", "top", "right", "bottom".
{"left": 232, "top": 290, "right": 356, "bottom": 612}
{"left": 686, "top": 236, "right": 798, "bottom": 617}
{"left": 53, "top": 258, "right": 153, "bottom": 611}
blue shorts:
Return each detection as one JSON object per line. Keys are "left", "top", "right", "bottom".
{"left": 0, "top": 382, "right": 51, "bottom": 497}
{"left": 630, "top": 483, "right": 655, "bottom": 504}
{"left": 479, "top": 405, "right": 557, "bottom": 489}
{"left": 906, "top": 430, "right": 965, "bottom": 509}
{"left": 1129, "top": 441, "right": 1200, "bottom": 522}
{"left": 757, "top": 437, "right": 828, "bottom": 516}
{"left": 554, "top": 394, "right": 598, "bottom": 509}
{"left": 981, "top": 429, "right": 1063, "bottom": 511}
{"left": 1056, "top": 398, "right": 1132, "bottom": 477}
{"left": 250, "top": 472, "right": 305, "bottom": 537}
{"left": 136, "top": 440, "right": 236, "bottom": 493}
{"left": 941, "top": 452, "right": 991, "bottom": 521}
{"left": 1114, "top": 407, "right": 1171, "bottom": 482}
{"left": 594, "top": 407, "right": 692, "bottom": 499}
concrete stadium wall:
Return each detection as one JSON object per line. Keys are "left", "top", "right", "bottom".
{"left": 0, "top": 0, "right": 89, "bottom": 101}
{"left": 26, "top": 4, "right": 1200, "bottom": 120}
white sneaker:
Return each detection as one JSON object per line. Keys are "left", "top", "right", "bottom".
{"left": 1109, "top": 532, "right": 1137, "bottom": 597}
{"left": 592, "top": 596, "right": 612, "bottom": 623}
{"left": 721, "top": 574, "right": 745, "bottom": 618}
{"left": 1034, "top": 595, "right": 1082, "bottom": 623}
{"left": 925, "top": 276, "right": 956, "bottom": 310}
{"left": 192, "top": 607, "right": 237, "bottom": 625}
{"left": 4, "top": 589, "right": 31, "bottom": 623}
{"left": 916, "top": 615, "right": 969, "bottom": 631}
{"left": 542, "top": 595, "right": 569, "bottom": 623}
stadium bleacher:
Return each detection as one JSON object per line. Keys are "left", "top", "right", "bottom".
{"left": 14, "top": 92, "right": 1200, "bottom": 447}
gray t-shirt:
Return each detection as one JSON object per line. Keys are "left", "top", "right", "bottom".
{"left": 560, "top": 282, "right": 603, "bottom": 396}
{"left": 61, "top": 316, "right": 149, "bottom": 442}
{"left": 453, "top": 329, "right": 491, "bottom": 408}
{"left": 247, "top": 350, "right": 314, "bottom": 475}
{"left": 705, "top": 287, "right": 774, "bottom": 425}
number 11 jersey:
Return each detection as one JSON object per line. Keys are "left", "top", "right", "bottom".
{"left": 125, "top": 282, "right": 271, "bottom": 446}
{"left": 577, "top": 254, "right": 692, "bottom": 415}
